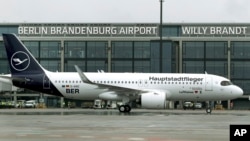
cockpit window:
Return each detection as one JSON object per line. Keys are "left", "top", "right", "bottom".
{"left": 220, "top": 81, "right": 232, "bottom": 86}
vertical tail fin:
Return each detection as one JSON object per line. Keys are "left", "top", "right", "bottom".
{"left": 2, "top": 33, "right": 45, "bottom": 75}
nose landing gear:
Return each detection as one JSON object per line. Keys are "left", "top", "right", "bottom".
{"left": 206, "top": 107, "right": 212, "bottom": 114}
{"left": 206, "top": 101, "right": 213, "bottom": 114}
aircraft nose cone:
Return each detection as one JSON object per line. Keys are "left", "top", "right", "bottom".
{"left": 235, "top": 86, "right": 244, "bottom": 97}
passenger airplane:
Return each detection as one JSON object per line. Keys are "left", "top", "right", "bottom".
{"left": 0, "top": 33, "right": 243, "bottom": 113}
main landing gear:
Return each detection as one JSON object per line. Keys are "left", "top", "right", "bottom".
{"left": 118, "top": 105, "right": 131, "bottom": 113}
{"left": 118, "top": 96, "right": 133, "bottom": 113}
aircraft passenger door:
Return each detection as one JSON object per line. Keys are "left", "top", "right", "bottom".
{"left": 205, "top": 76, "right": 213, "bottom": 91}
{"left": 43, "top": 75, "right": 51, "bottom": 89}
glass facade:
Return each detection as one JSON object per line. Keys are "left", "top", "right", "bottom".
{"left": 111, "top": 41, "right": 154, "bottom": 72}
{"left": 64, "top": 41, "right": 86, "bottom": 72}
{"left": 23, "top": 41, "right": 61, "bottom": 72}
{"left": 0, "top": 42, "right": 9, "bottom": 73}
{"left": 64, "top": 41, "right": 108, "bottom": 72}
{"left": 0, "top": 23, "right": 250, "bottom": 108}
{"left": 0, "top": 26, "right": 18, "bottom": 35}
{"left": 162, "top": 25, "right": 180, "bottom": 37}
{"left": 231, "top": 42, "right": 250, "bottom": 94}
{"left": 183, "top": 41, "right": 227, "bottom": 77}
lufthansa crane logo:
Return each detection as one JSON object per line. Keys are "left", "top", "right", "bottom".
{"left": 11, "top": 51, "right": 30, "bottom": 71}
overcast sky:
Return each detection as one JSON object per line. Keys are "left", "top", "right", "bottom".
{"left": 1, "top": 0, "right": 250, "bottom": 23}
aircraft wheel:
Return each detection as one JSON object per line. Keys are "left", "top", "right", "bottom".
{"left": 124, "top": 105, "right": 131, "bottom": 112}
{"left": 206, "top": 107, "right": 212, "bottom": 114}
{"left": 118, "top": 105, "right": 131, "bottom": 113}
{"left": 119, "top": 105, "right": 126, "bottom": 112}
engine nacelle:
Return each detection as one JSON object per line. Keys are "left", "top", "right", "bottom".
{"left": 99, "top": 92, "right": 122, "bottom": 101}
{"left": 141, "top": 92, "right": 166, "bottom": 109}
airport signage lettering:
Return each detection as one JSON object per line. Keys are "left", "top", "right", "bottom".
{"left": 182, "top": 26, "right": 248, "bottom": 35}
{"left": 18, "top": 25, "right": 157, "bottom": 36}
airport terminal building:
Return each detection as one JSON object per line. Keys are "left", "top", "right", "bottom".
{"left": 0, "top": 23, "right": 250, "bottom": 109}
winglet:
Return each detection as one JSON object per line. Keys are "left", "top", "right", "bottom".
{"left": 74, "top": 65, "right": 93, "bottom": 84}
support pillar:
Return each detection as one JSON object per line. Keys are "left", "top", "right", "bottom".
{"left": 227, "top": 40, "right": 231, "bottom": 110}
{"left": 13, "top": 91, "right": 17, "bottom": 107}
{"left": 60, "top": 40, "right": 65, "bottom": 108}
{"left": 108, "top": 40, "right": 112, "bottom": 72}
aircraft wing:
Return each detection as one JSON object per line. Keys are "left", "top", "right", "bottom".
{"left": 74, "top": 65, "right": 146, "bottom": 95}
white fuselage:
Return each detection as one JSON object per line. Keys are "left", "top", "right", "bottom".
{"left": 46, "top": 72, "right": 243, "bottom": 101}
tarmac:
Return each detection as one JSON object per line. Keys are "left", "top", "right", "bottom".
{"left": 0, "top": 108, "right": 250, "bottom": 141}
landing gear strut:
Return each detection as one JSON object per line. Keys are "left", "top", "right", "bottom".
{"left": 206, "top": 101, "right": 213, "bottom": 114}
{"left": 118, "top": 105, "right": 131, "bottom": 113}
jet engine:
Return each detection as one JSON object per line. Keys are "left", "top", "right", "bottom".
{"left": 99, "top": 92, "right": 122, "bottom": 101}
{"left": 141, "top": 92, "right": 166, "bottom": 109}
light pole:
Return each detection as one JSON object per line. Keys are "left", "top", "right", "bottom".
{"left": 159, "top": 0, "right": 164, "bottom": 72}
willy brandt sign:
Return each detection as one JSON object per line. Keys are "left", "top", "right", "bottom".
{"left": 182, "top": 26, "right": 248, "bottom": 35}
{"left": 18, "top": 24, "right": 157, "bottom": 36}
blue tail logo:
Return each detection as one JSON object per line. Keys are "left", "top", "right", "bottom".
{"left": 2, "top": 33, "right": 64, "bottom": 97}
{"left": 11, "top": 51, "right": 30, "bottom": 71}
{"left": 2, "top": 33, "right": 44, "bottom": 75}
